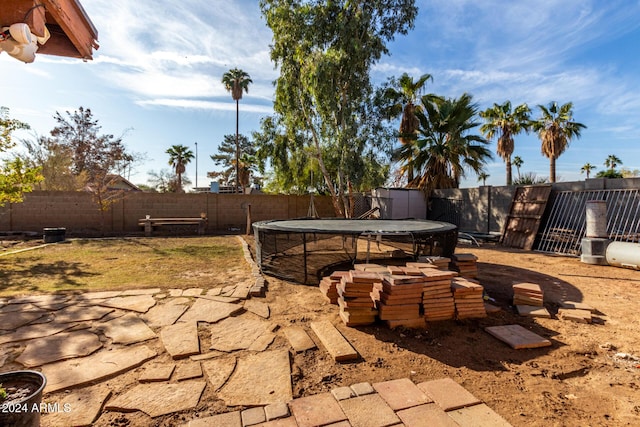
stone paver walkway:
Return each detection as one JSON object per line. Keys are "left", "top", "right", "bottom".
{"left": 0, "top": 237, "right": 512, "bottom": 426}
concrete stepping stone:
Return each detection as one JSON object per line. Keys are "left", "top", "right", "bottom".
{"left": 265, "top": 402, "right": 291, "bottom": 421}
{"left": 139, "top": 363, "right": 176, "bottom": 382}
{"left": 121, "top": 288, "right": 162, "bottom": 296}
{"left": 98, "top": 295, "right": 157, "bottom": 313}
{"left": 284, "top": 326, "right": 317, "bottom": 353}
{"left": 201, "top": 357, "right": 236, "bottom": 391}
{"left": 42, "top": 385, "right": 112, "bottom": 427}
{"left": 53, "top": 305, "right": 115, "bottom": 323}
{"left": 183, "top": 288, "right": 204, "bottom": 296}
{"left": 338, "top": 393, "right": 400, "bottom": 427}
{"left": 289, "top": 392, "right": 347, "bottom": 427}
{"left": 485, "top": 324, "right": 552, "bottom": 349}
{"left": 105, "top": 380, "right": 206, "bottom": 418}
{"left": 417, "top": 378, "right": 481, "bottom": 411}
{"left": 0, "top": 302, "right": 42, "bottom": 313}
{"left": 209, "top": 317, "right": 270, "bottom": 352}
{"left": 178, "top": 298, "right": 243, "bottom": 324}
{"left": 248, "top": 330, "right": 276, "bottom": 352}
{"left": 0, "top": 322, "right": 75, "bottom": 344}
{"left": 373, "top": 378, "right": 433, "bottom": 411}
{"left": 244, "top": 299, "right": 270, "bottom": 318}
{"left": 218, "top": 349, "right": 292, "bottom": 406}
{"left": 446, "top": 403, "right": 512, "bottom": 426}
{"left": 41, "top": 345, "right": 157, "bottom": 393}
{"left": 310, "top": 320, "right": 358, "bottom": 362}
{"left": 175, "top": 361, "right": 203, "bottom": 381}
{"left": 98, "top": 313, "right": 157, "bottom": 345}
{"left": 160, "top": 321, "right": 200, "bottom": 359}
{"left": 0, "top": 311, "right": 46, "bottom": 330}
{"left": 15, "top": 330, "right": 102, "bottom": 367}
{"left": 78, "top": 290, "right": 122, "bottom": 300}
{"left": 396, "top": 403, "right": 458, "bottom": 427}
{"left": 141, "top": 301, "right": 189, "bottom": 328}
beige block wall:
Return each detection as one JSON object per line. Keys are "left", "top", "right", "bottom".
{"left": 0, "top": 191, "right": 336, "bottom": 236}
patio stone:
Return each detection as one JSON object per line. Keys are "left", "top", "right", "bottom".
{"left": 141, "top": 301, "right": 189, "bottom": 328}
{"left": 42, "top": 385, "right": 112, "bottom": 427}
{"left": 289, "top": 392, "right": 347, "bottom": 427}
{"left": 105, "top": 380, "right": 206, "bottom": 417}
{"left": 0, "top": 311, "right": 46, "bottom": 330}
{"left": 98, "top": 313, "right": 157, "bottom": 344}
{"left": 244, "top": 300, "right": 270, "bottom": 318}
{"left": 15, "top": 330, "right": 102, "bottom": 367}
{"left": 98, "top": 294, "right": 157, "bottom": 313}
{"left": 121, "top": 288, "right": 162, "bottom": 296}
{"left": 201, "top": 356, "right": 237, "bottom": 391}
{"left": 139, "top": 363, "right": 176, "bottom": 382}
{"left": 0, "top": 322, "right": 75, "bottom": 344}
{"left": 160, "top": 321, "right": 200, "bottom": 359}
{"left": 174, "top": 361, "right": 203, "bottom": 381}
{"left": 178, "top": 298, "right": 243, "bottom": 324}
{"left": 209, "top": 317, "right": 270, "bottom": 352}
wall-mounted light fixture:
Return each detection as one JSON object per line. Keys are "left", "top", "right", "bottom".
{"left": 0, "top": 22, "right": 50, "bottom": 63}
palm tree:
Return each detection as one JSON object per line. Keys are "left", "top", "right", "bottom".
{"left": 166, "top": 144, "right": 194, "bottom": 193}
{"left": 480, "top": 101, "right": 531, "bottom": 186}
{"left": 604, "top": 154, "right": 622, "bottom": 171}
{"left": 395, "top": 93, "right": 492, "bottom": 193}
{"left": 580, "top": 162, "right": 596, "bottom": 179}
{"left": 477, "top": 172, "right": 490, "bottom": 186}
{"left": 512, "top": 156, "right": 524, "bottom": 180}
{"left": 383, "top": 73, "right": 434, "bottom": 184}
{"left": 532, "top": 101, "right": 586, "bottom": 183}
{"left": 222, "top": 68, "right": 253, "bottom": 193}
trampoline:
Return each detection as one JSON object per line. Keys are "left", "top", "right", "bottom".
{"left": 253, "top": 218, "right": 458, "bottom": 284}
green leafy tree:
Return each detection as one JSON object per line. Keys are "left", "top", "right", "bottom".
{"left": 513, "top": 172, "right": 548, "bottom": 185}
{"left": 166, "top": 145, "right": 194, "bottom": 193}
{"left": 395, "top": 93, "right": 492, "bottom": 193}
{"left": 480, "top": 101, "right": 531, "bottom": 186}
{"left": 209, "top": 134, "right": 255, "bottom": 187}
{"left": 147, "top": 169, "right": 191, "bottom": 193}
{"left": 532, "top": 101, "right": 586, "bottom": 183}
{"left": 222, "top": 68, "right": 252, "bottom": 193}
{"left": 580, "top": 162, "right": 596, "bottom": 179}
{"left": 259, "top": 0, "right": 417, "bottom": 216}
{"left": 48, "top": 107, "right": 132, "bottom": 233}
{"left": 382, "top": 73, "right": 434, "bottom": 183}
{"left": 512, "top": 156, "right": 524, "bottom": 180}
{"left": 604, "top": 154, "right": 622, "bottom": 171}
{"left": 0, "top": 107, "right": 43, "bottom": 206}
{"left": 477, "top": 172, "right": 489, "bottom": 186}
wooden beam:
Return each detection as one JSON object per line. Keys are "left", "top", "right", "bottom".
{"left": 41, "top": 0, "right": 98, "bottom": 59}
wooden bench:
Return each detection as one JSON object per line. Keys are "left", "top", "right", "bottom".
{"left": 138, "top": 217, "right": 207, "bottom": 237}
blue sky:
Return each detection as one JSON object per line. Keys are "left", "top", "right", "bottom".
{"left": 2, "top": 0, "right": 639, "bottom": 189}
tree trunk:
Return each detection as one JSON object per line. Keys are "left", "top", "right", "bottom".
{"left": 506, "top": 157, "right": 512, "bottom": 186}
{"left": 235, "top": 99, "right": 240, "bottom": 194}
{"left": 549, "top": 157, "right": 556, "bottom": 183}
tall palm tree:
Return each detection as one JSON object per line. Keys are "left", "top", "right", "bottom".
{"left": 395, "top": 93, "right": 492, "bottom": 193}
{"left": 479, "top": 101, "right": 531, "bottom": 186}
{"left": 512, "top": 156, "right": 524, "bottom": 180}
{"left": 581, "top": 162, "right": 596, "bottom": 179}
{"left": 477, "top": 172, "right": 490, "bottom": 186}
{"left": 166, "top": 144, "right": 194, "bottom": 193}
{"left": 604, "top": 154, "right": 622, "bottom": 171}
{"left": 383, "top": 73, "right": 434, "bottom": 184}
{"left": 532, "top": 101, "right": 586, "bottom": 183}
{"left": 222, "top": 68, "right": 252, "bottom": 193}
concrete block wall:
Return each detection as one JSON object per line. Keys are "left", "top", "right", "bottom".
{"left": 0, "top": 191, "right": 336, "bottom": 236}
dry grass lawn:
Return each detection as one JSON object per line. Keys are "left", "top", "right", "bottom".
{"left": 0, "top": 236, "right": 248, "bottom": 297}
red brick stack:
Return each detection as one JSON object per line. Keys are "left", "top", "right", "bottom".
{"left": 376, "top": 272, "right": 425, "bottom": 328}
{"left": 512, "top": 282, "right": 544, "bottom": 306}
{"left": 417, "top": 256, "right": 451, "bottom": 269}
{"left": 451, "top": 277, "right": 486, "bottom": 319}
{"left": 319, "top": 271, "right": 348, "bottom": 304}
{"left": 451, "top": 253, "right": 478, "bottom": 279}
{"left": 421, "top": 268, "right": 457, "bottom": 322}
{"left": 337, "top": 270, "right": 379, "bottom": 326}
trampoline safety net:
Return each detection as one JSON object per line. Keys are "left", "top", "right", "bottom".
{"left": 253, "top": 218, "right": 458, "bottom": 285}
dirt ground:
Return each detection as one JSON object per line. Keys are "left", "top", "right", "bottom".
{"left": 256, "top": 242, "right": 640, "bottom": 427}
{"left": 32, "top": 238, "right": 640, "bottom": 427}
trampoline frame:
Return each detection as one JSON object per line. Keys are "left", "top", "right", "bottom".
{"left": 253, "top": 218, "right": 458, "bottom": 284}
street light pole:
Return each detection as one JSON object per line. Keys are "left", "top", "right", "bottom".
{"left": 195, "top": 141, "right": 198, "bottom": 188}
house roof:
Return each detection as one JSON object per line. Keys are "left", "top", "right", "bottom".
{"left": 0, "top": 0, "right": 98, "bottom": 60}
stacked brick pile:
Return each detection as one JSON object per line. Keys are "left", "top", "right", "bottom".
{"left": 319, "top": 271, "right": 348, "bottom": 304}
{"left": 376, "top": 272, "right": 425, "bottom": 328}
{"left": 513, "top": 282, "right": 544, "bottom": 306}
{"left": 451, "top": 253, "right": 478, "bottom": 279}
{"left": 337, "top": 270, "right": 379, "bottom": 326}
{"left": 417, "top": 256, "right": 451, "bottom": 269}
{"left": 451, "top": 277, "right": 486, "bottom": 319}
{"left": 421, "top": 269, "right": 458, "bottom": 322}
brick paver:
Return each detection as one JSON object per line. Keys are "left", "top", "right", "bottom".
{"left": 289, "top": 392, "right": 347, "bottom": 427}
{"left": 242, "top": 407, "right": 266, "bottom": 426}
{"left": 417, "top": 378, "right": 481, "bottom": 411}
{"left": 396, "top": 403, "right": 458, "bottom": 427}
{"left": 373, "top": 378, "right": 433, "bottom": 411}
{"left": 338, "top": 393, "right": 400, "bottom": 427}
{"left": 447, "top": 403, "right": 512, "bottom": 427}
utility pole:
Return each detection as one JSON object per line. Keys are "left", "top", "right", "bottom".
{"left": 195, "top": 141, "right": 198, "bottom": 188}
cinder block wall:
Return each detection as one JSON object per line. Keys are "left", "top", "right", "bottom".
{"left": 0, "top": 191, "right": 336, "bottom": 236}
